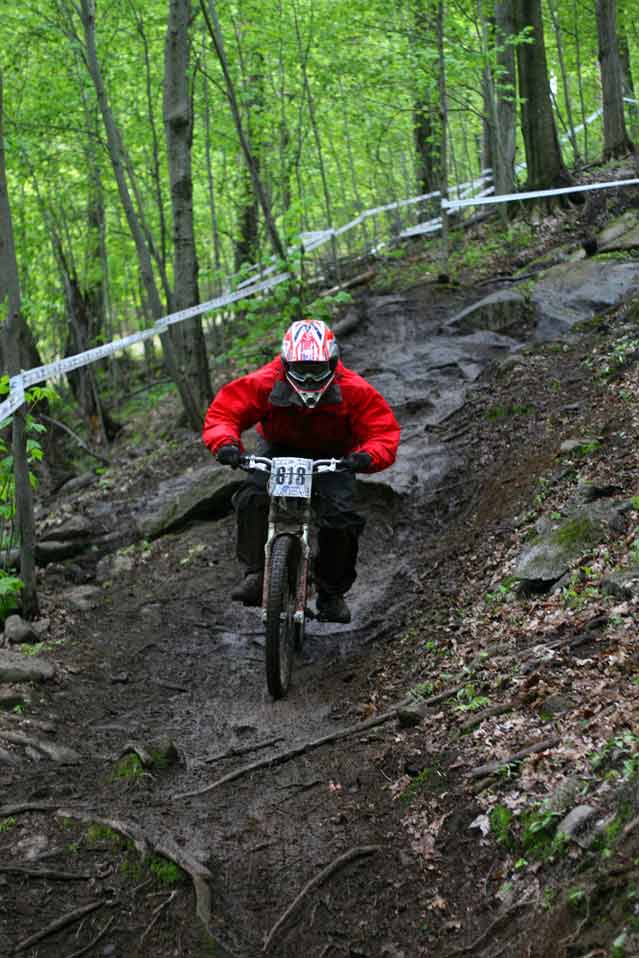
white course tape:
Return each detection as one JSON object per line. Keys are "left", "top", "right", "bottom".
{"left": 443, "top": 176, "right": 639, "bottom": 211}
{"left": 1, "top": 271, "right": 290, "bottom": 419}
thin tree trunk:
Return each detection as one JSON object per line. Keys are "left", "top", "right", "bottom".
{"left": 547, "top": 0, "right": 580, "bottom": 164}
{"left": 596, "top": 0, "right": 634, "bottom": 158}
{"left": 79, "top": 0, "right": 202, "bottom": 430}
{"left": 437, "top": 0, "right": 449, "bottom": 276}
{"left": 201, "top": 0, "right": 286, "bottom": 262}
{"left": 0, "top": 71, "right": 38, "bottom": 618}
{"left": 513, "top": 0, "right": 571, "bottom": 195}
{"left": 164, "top": 0, "right": 212, "bottom": 417}
{"left": 200, "top": 34, "right": 223, "bottom": 287}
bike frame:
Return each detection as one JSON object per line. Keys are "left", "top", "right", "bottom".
{"left": 239, "top": 455, "right": 344, "bottom": 623}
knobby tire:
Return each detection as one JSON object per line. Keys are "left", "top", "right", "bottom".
{"left": 265, "top": 535, "right": 297, "bottom": 699}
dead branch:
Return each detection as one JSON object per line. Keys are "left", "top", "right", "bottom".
{"left": 63, "top": 914, "right": 116, "bottom": 958}
{"left": 458, "top": 701, "right": 517, "bottom": 734}
{"left": 13, "top": 900, "right": 104, "bottom": 953}
{"left": 173, "top": 706, "right": 404, "bottom": 801}
{"left": 262, "top": 846, "right": 381, "bottom": 952}
{"left": 320, "top": 269, "right": 375, "bottom": 298}
{"left": 141, "top": 889, "right": 177, "bottom": 944}
{"left": 467, "top": 737, "right": 560, "bottom": 779}
{"left": 40, "top": 414, "right": 111, "bottom": 466}
{"left": 0, "top": 865, "right": 91, "bottom": 880}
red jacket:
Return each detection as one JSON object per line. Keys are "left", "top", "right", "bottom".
{"left": 203, "top": 358, "right": 400, "bottom": 473}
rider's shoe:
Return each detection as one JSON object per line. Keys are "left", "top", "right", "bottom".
{"left": 316, "top": 592, "right": 351, "bottom": 624}
{"left": 231, "top": 572, "right": 263, "bottom": 606}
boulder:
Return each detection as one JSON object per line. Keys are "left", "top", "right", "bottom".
{"left": 39, "top": 515, "right": 94, "bottom": 542}
{"left": 0, "top": 650, "right": 56, "bottom": 683}
{"left": 63, "top": 585, "right": 102, "bottom": 611}
{"left": 514, "top": 498, "right": 632, "bottom": 591}
{"left": 602, "top": 570, "right": 639, "bottom": 600}
{"left": 531, "top": 259, "right": 639, "bottom": 340}
{"left": 447, "top": 290, "right": 532, "bottom": 337}
{"left": 137, "top": 463, "right": 240, "bottom": 540}
{"left": 4, "top": 615, "right": 37, "bottom": 646}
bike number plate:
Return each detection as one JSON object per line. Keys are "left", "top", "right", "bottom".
{"left": 269, "top": 457, "right": 313, "bottom": 498}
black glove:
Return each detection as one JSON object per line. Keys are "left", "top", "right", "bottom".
{"left": 216, "top": 444, "right": 241, "bottom": 468}
{"left": 343, "top": 451, "right": 373, "bottom": 473}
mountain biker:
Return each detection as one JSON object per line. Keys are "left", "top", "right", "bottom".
{"left": 203, "top": 318, "right": 400, "bottom": 624}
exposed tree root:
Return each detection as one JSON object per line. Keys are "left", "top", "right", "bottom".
{"left": 0, "top": 864, "right": 91, "bottom": 880}
{"left": 467, "top": 737, "right": 560, "bottom": 780}
{"left": 172, "top": 707, "right": 404, "bottom": 801}
{"left": 63, "top": 914, "right": 116, "bottom": 958}
{"left": 12, "top": 900, "right": 105, "bottom": 954}
{"left": 262, "top": 846, "right": 381, "bottom": 952}
{"left": 444, "top": 898, "right": 532, "bottom": 956}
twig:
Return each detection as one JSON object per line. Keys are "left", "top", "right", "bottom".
{"left": 63, "top": 914, "right": 116, "bottom": 958}
{"left": 140, "top": 890, "right": 177, "bottom": 944}
{"left": 262, "top": 846, "right": 381, "bottom": 952}
{"left": 0, "top": 865, "right": 91, "bottom": 881}
{"left": 40, "top": 414, "right": 111, "bottom": 466}
{"left": 13, "top": 900, "right": 104, "bottom": 953}
{"left": 458, "top": 702, "right": 517, "bottom": 734}
{"left": 467, "top": 737, "right": 560, "bottom": 779}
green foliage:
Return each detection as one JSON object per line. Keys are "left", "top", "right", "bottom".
{"left": 410, "top": 680, "right": 435, "bottom": 699}
{"left": 489, "top": 804, "right": 515, "bottom": 849}
{"left": 148, "top": 856, "right": 185, "bottom": 885}
{"left": 454, "top": 685, "right": 490, "bottom": 712}
{"left": 110, "top": 753, "right": 144, "bottom": 781}
{"left": 85, "top": 824, "right": 127, "bottom": 848}
{"left": 0, "top": 816, "right": 17, "bottom": 832}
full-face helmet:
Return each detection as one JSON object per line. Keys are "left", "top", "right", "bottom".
{"left": 281, "top": 319, "right": 339, "bottom": 407}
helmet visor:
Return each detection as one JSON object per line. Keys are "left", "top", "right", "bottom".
{"left": 286, "top": 361, "right": 332, "bottom": 386}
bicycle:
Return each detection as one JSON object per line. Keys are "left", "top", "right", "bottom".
{"left": 238, "top": 453, "right": 346, "bottom": 699}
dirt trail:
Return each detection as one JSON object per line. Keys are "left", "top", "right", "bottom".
{"left": 1, "top": 264, "right": 634, "bottom": 957}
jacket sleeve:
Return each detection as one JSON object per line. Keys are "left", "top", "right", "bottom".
{"left": 349, "top": 379, "right": 400, "bottom": 472}
{"left": 202, "top": 368, "right": 271, "bottom": 454}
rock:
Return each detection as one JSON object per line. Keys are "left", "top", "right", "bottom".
{"left": 531, "top": 259, "right": 639, "bottom": 340}
{"left": 0, "top": 651, "right": 55, "bottom": 683}
{"left": 96, "top": 552, "right": 135, "bottom": 582}
{"left": 4, "top": 615, "right": 37, "bottom": 645}
{"left": 35, "top": 540, "right": 89, "bottom": 563}
{"left": 556, "top": 805, "right": 597, "bottom": 847}
{"left": 396, "top": 703, "right": 428, "bottom": 727}
{"left": 559, "top": 438, "right": 593, "bottom": 454}
{"left": 514, "top": 498, "right": 632, "bottom": 591}
{"left": 598, "top": 211, "right": 639, "bottom": 250}
{"left": 58, "top": 472, "right": 97, "bottom": 494}
{"left": 39, "top": 515, "right": 94, "bottom": 542}
{"left": 576, "top": 481, "right": 624, "bottom": 501}
{"left": 137, "top": 463, "right": 239, "bottom": 539}
{"left": 602, "top": 570, "right": 639, "bottom": 600}
{"left": 447, "top": 290, "right": 532, "bottom": 337}
{"left": 63, "top": 585, "right": 102, "bottom": 611}
{"left": 0, "top": 685, "right": 33, "bottom": 710}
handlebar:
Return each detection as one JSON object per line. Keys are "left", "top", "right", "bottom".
{"left": 238, "top": 455, "right": 348, "bottom": 475}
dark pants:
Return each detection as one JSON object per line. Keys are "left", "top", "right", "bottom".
{"left": 232, "top": 441, "right": 366, "bottom": 596}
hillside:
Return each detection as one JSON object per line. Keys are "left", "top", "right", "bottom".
{"left": 1, "top": 178, "right": 639, "bottom": 957}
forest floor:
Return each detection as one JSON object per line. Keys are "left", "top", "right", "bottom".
{"left": 1, "top": 194, "right": 639, "bottom": 958}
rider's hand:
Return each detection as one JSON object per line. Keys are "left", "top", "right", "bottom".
{"left": 343, "top": 451, "right": 373, "bottom": 473}
{"left": 216, "top": 444, "right": 241, "bottom": 468}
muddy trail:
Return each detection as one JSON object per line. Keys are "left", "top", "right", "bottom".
{"left": 1, "top": 220, "right": 639, "bottom": 958}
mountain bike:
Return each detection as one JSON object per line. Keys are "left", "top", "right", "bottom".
{"left": 238, "top": 454, "right": 346, "bottom": 699}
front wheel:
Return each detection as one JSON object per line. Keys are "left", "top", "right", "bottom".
{"left": 265, "top": 535, "right": 298, "bottom": 699}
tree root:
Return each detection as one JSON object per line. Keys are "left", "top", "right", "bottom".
{"left": 262, "top": 846, "right": 381, "bottom": 952}
{"left": 0, "top": 864, "right": 91, "bottom": 881}
{"left": 172, "top": 707, "right": 404, "bottom": 801}
{"left": 467, "top": 737, "right": 560, "bottom": 780}
{"left": 444, "top": 898, "right": 532, "bottom": 956}
{"left": 63, "top": 914, "right": 116, "bottom": 958}
{"left": 12, "top": 900, "right": 105, "bottom": 954}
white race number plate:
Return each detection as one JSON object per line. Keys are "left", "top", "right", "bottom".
{"left": 269, "top": 457, "right": 313, "bottom": 498}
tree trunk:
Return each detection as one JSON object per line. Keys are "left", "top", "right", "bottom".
{"left": 79, "top": 0, "right": 202, "bottom": 431}
{"left": 0, "top": 70, "right": 38, "bottom": 618}
{"left": 618, "top": 26, "right": 639, "bottom": 141}
{"left": 596, "top": 0, "right": 634, "bottom": 158}
{"left": 164, "top": 0, "right": 212, "bottom": 416}
{"left": 513, "top": 0, "right": 571, "bottom": 193}
{"left": 547, "top": 0, "right": 580, "bottom": 164}
{"left": 410, "top": 0, "right": 440, "bottom": 195}
{"left": 493, "top": 0, "right": 517, "bottom": 195}
{"left": 201, "top": 0, "right": 286, "bottom": 263}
